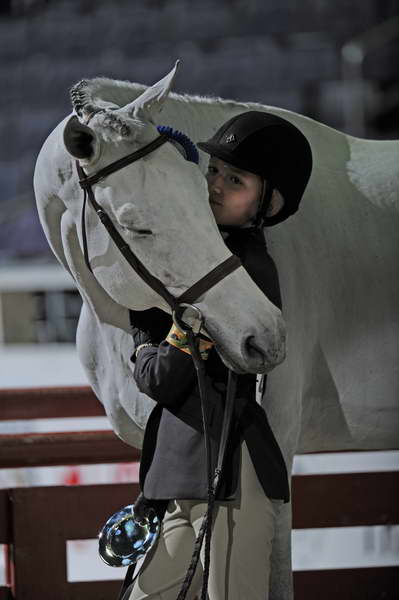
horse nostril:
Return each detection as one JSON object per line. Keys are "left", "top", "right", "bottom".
{"left": 244, "top": 335, "right": 265, "bottom": 363}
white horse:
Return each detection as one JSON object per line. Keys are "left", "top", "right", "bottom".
{"left": 33, "top": 61, "right": 399, "bottom": 600}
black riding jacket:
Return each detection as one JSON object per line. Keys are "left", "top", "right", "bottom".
{"left": 130, "top": 227, "right": 290, "bottom": 503}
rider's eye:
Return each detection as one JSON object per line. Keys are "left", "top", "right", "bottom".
{"left": 230, "top": 175, "right": 241, "bottom": 185}
{"left": 207, "top": 165, "right": 217, "bottom": 174}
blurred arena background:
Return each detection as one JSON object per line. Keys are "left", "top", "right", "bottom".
{"left": 0, "top": 0, "right": 398, "bottom": 587}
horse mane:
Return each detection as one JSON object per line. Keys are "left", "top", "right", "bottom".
{"left": 68, "top": 75, "right": 262, "bottom": 124}
{"left": 68, "top": 75, "right": 275, "bottom": 146}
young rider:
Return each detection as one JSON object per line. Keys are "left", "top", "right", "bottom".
{"left": 125, "top": 111, "right": 312, "bottom": 600}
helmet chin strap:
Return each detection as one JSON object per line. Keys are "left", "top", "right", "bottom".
{"left": 253, "top": 178, "right": 274, "bottom": 228}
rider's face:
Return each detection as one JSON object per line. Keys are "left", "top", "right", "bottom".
{"left": 206, "top": 157, "right": 263, "bottom": 226}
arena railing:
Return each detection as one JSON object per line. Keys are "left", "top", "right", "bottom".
{"left": 0, "top": 386, "right": 398, "bottom": 600}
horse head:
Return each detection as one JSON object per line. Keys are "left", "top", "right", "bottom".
{"left": 36, "top": 62, "right": 286, "bottom": 375}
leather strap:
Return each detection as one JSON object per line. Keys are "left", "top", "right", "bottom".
{"left": 78, "top": 133, "right": 170, "bottom": 187}
{"left": 177, "top": 254, "right": 241, "bottom": 305}
{"left": 213, "top": 369, "right": 237, "bottom": 490}
{"left": 175, "top": 330, "right": 236, "bottom": 600}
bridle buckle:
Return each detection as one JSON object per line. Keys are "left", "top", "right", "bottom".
{"left": 172, "top": 303, "right": 204, "bottom": 335}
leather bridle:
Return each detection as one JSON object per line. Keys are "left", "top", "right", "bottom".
{"left": 75, "top": 123, "right": 241, "bottom": 600}
{"left": 75, "top": 131, "right": 242, "bottom": 312}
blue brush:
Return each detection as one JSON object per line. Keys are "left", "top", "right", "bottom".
{"left": 156, "top": 125, "right": 199, "bottom": 165}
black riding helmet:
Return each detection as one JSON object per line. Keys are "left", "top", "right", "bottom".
{"left": 197, "top": 110, "right": 313, "bottom": 227}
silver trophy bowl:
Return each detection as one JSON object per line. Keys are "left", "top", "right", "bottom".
{"left": 98, "top": 503, "right": 160, "bottom": 567}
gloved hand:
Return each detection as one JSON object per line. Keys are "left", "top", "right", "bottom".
{"left": 129, "top": 307, "right": 172, "bottom": 363}
{"left": 134, "top": 492, "right": 157, "bottom": 525}
{"left": 166, "top": 323, "right": 214, "bottom": 360}
{"left": 134, "top": 492, "right": 169, "bottom": 524}
{"left": 129, "top": 307, "right": 214, "bottom": 361}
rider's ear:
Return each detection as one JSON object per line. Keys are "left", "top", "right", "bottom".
{"left": 266, "top": 189, "right": 285, "bottom": 217}
{"left": 119, "top": 60, "right": 180, "bottom": 124}
{"left": 63, "top": 115, "right": 100, "bottom": 161}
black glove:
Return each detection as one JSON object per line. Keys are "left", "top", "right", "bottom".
{"left": 134, "top": 491, "right": 169, "bottom": 523}
{"left": 129, "top": 307, "right": 172, "bottom": 362}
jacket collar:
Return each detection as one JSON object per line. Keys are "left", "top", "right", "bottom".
{"left": 218, "top": 223, "right": 259, "bottom": 239}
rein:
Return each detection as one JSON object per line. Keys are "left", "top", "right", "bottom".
{"left": 75, "top": 125, "right": 240, "bottom": 600}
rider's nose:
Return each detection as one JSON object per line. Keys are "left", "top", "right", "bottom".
{"left": 210, "top": 175, "right": 223, "bottom": 194}
{"left": 212, "top": 184, "right": 222, "bottom": 195}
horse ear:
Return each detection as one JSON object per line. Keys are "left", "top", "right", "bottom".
{"left": 63, "top": 115, "right": 97, "bottom": 159}
{"left": 121, "top": 59, "right": 180, "bottom": 123}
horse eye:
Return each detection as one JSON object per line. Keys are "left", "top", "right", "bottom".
{"left": 134, "top": 228, "right": 153, "bottom": 236}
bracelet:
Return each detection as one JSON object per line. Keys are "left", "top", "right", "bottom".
{"left": 135, "top": 342, "right": 158, "bottom": 357}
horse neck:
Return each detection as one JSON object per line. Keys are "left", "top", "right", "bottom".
{"left": 345, "top": 137, "right": 399, "bottom": 211}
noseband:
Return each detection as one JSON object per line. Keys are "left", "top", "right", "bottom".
{"left": 75, "top": 129, "right": 242, "bottom": 312}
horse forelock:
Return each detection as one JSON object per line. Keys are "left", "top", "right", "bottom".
{"left": 96, "top": 111, "right": 148, "bottom": 144}
{"left": 70, "top": 77, "right": 144, "bottom": 142}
